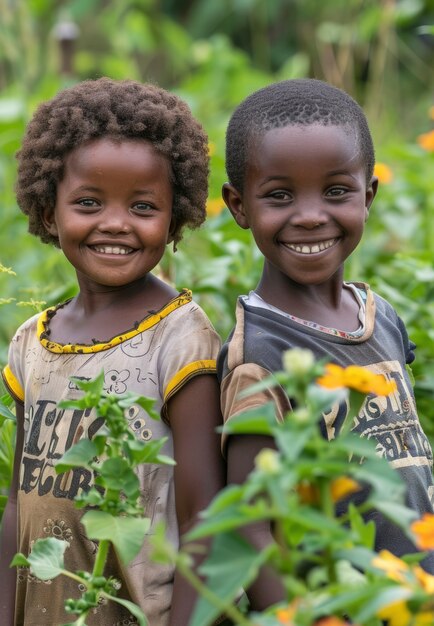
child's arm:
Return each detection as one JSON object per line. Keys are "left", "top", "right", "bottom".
{"left": 167, "top": 373, "right": 226, "bottom": 626}
{"left": 226, "top": 432, "right": 286, "bottom": 611}
{"left": 0, "top": 401, "right": 24, "bottom": 625}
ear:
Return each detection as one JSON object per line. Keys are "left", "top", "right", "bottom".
{"left": 166, "top": 215, "right": 177, "bottom": 244}
{"left": 41, "top": 206, "right": 59, "bottom": 237}
{"left": 222, "top": 183, "right": 250, "bottom": 230}
{"left": 364, "top": 175, "right": 378, "bottom": 221}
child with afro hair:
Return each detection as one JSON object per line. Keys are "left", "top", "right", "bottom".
{"left": 0, "top": 77, "right": 225, "bottom": 626}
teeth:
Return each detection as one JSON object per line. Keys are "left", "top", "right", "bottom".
{"left": 93, "top": 245, "right": 133, "bottom": 255}
{"left": 286, "top": 239, "right": 336, "bottom": 254}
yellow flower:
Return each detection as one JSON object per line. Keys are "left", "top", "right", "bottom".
{"left": 317, "top": 364, "right": 397, "bottom": 396}
{"left": 206, "top": 198, "right": 224, "bottom": 217}
{"left": 429, "top": 105, "right": 434, "bottom": 121}
{"left": 377, "top": 599, "right": 412, "bottom": 626}
{"left": 372, "top": 549, "right": 409, "bottom": 584}
{"left": 414, "top": 565, "right": 434, "bottom": 594}
{"left": 374, "top": 162, "right": 393, "bottom": 184}
{"left": 330, "top": 476, "right": 360, "bottom": 502}
{"left": 208, "top": 141, "right": 216, "bottom": 156}
{"left": 411, "top": 513, "right": 434, "bottom": 550}
{"left": 417, "top": 129, "right": 434, "bottom": 152}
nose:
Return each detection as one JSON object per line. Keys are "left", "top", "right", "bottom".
{"left": 98, "top": 205, "right": 131, "bottom": 234}
{"left": 289, "top": 199, "right": 328, "bottom": 229}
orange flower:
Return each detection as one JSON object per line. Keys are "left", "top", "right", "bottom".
{"left": 411, "top": 513, "right": 434, "bottom": 550}
{"left": 417, "top": 129, "right": 434, "bottom": 152}
{"left": 317, "top": 364, "right": 397, "bottom": 396}
{"left": 276, "top": 600, "right": 299, "bottom": 624}
{"left": 206, "top": 198, "right": 224, "bottom": 217}
{"left": 330, "top": 476, "right": 360, "bottom": 502}
{"left": 374, "top": 162, "right": 393, "bottom": 184}
{"left": 297, "top": 480, "right": 320, "bottom": 505}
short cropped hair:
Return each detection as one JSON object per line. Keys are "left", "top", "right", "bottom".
{"left": 16, "top": 77, "right": 209, "bottom": 247}
{"left": 226, "top": 78, "right": 375, "bottom": 192}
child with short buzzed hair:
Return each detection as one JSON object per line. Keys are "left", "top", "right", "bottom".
{"left": 219, "top": 78, "right": 434, "bottom": 610}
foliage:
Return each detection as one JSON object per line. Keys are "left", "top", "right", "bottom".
{"left": 152, "top": 349, "right": 434, "bottom": 626}
{"left": 0, "top": 1, "right": 433, "bottom": 620}
{"left": 10, "top": 371, "right": 176, "bottom": 626}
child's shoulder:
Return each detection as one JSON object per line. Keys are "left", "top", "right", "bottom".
{"left": 10, "top": 308, "right": 46, "bottom": 341}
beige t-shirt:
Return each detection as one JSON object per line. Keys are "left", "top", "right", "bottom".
{"left": 3, "top": 289, "right": 220, "bottom": 626}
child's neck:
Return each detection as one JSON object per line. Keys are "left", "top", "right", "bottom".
{"left": 256, "top": 271, "right": 361, "bottom": 333}
{"left": 46, "top": 274, "right": 177, "bottom": 345}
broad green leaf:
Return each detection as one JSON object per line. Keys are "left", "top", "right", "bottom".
{"left": 200, "top": 484, "right": 244, "bottom": 516}
{"left": 82, "top": 511, "right": 150, "bottom": 565}
{"left": 219, "top": 404, "right": 275, "bottom": 436}
{"left": 55, "top": 438, "right": 98, "bottom": 473}
{"left": 190, "top": 532, "right": 271, "bottom": 626}
{"left": 368, "top": 498, "right": 417, "bottom": 532}
{"left": 99, "top": 457, "right": 139, "bottom": 495}
{"left": 11, "top": 538, "right": 68, "bottom": 580}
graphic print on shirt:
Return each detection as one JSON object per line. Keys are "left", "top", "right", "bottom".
{"left": 322, "top": 359, "right": 432, "bottom": 474}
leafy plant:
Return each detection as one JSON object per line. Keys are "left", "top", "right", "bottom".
{"left": 11, "top": 371, "right": 175, "bottom": 626}
{"left": 152, "top": 349, "right": 434, "bottom": 626}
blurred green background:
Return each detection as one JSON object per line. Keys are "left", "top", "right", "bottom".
{"left": 0, "top": 0, "right": 433, "bottom": 506}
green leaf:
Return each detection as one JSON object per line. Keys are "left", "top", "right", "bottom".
{"left": 0, "top": 400, "right": 16, "bottom": 421}
{"left": 82, "top": 511, "right": 150, "bottom": 565}
{"left": 55, "top": 438, "right": 98, "bottom": 473}
{"left": 190, "top": 532, "right": 270, "bottom": 626}
{"left": 353, "top": 584, "right": 413, "bottom": 624}
{"left": 219, "top": 404, "right": 275, "bottom": 436}
{"left": 104, "top": 593, "right": 148, "bottom": 626}
{"left": 99, "top": 457, "right": 139, "bottom": 495}
{"left": 368, "top": 498, "right": 417, "bottom": 533}
{"left": 11, "top": 538, "right": 68, "bottom": 580}
{"left": 120, "top": 394, "right": 160, "bottom": 421}
{"left": 347, "top": 503, "right": 376, "bottom": 549}
{"left": 127, "top": 437, "right": 175, "bottom": 465}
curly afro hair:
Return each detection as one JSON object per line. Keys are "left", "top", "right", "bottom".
{"left": 16, "top": 77, "right": 209, "bottom": 247}
{"left": 226, "top": 78, "right": 375, "bottom": 193}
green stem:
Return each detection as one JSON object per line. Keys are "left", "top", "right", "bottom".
{"left": 92, "top": 539, "right": 110, "bottom": 578}
{"left": 319, "top": 478, "right": 337, "bottom": 584}
{"left": 176, "top": 557, "right": 257, "bottom": 626}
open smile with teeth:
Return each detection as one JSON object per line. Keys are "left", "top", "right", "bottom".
{"left": 284, "top": 238, "right": 337, "bottom": 255}
{"left": 91, "top": 245, "right": 134, "bottom": 255}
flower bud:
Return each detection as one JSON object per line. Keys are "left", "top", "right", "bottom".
{"left": 255, "top": 448, "right": 281, "bottom": 474}
{"left": 283, "top": 348, "right": 315, "bottom": 376}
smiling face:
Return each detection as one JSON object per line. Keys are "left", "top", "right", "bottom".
{"left": 223, "top": 123, "right": 377, "bottom": 296}
{"left": 42, "top": 138, "right": 174, "bottom": 291}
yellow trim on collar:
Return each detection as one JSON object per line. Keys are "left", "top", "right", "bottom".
{"left": 164, "top": 359, "right": 217, "bottom": 402}
{"left": 2, "top": 364, "right": 24, "bottom": 403}
{"left": 38, "top": 289, "right": 192, "bottom": 354}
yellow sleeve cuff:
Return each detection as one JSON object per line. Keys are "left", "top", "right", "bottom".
{"left": 2, "top": 364, "right": 24, "bottom": 403}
